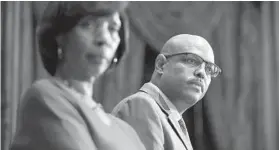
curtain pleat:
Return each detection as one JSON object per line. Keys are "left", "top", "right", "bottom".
{"left": 260, "top": 2, "right": 279, "bottom": 150}
{"left": 127, "top": 2, "right": 223, "bottom": 51}
{"left": 206, "top": 3, "right": 241, "bottom": 149}
{"left": 2, "top": 2, "right": 35, "bottom": 150}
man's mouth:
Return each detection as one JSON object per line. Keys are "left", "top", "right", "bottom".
{"left": 187, "top": 80, "right": 204, "bottom": 93}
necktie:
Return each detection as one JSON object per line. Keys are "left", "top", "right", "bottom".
{"left": 178, "top": 119, "right": 187, "bottom": 135}
{"left": 178, "top": 119, "right": 194, "bottom": 150}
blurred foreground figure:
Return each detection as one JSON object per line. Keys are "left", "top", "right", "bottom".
{"left": 113, "top": 34, "right": 222, "bottom": 150}
{"left": 10, "top": 2, "right": 146, "bottom": 150}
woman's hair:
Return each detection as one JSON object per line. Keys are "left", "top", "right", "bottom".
{"left": 37, "top": 2, "right": 129, "bottom": 76}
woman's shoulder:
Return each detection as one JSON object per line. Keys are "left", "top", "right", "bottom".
{"left": 107, "top": 114, "right": 146, "bottom": 150}
{"left": 29, "top": 78, "right": 57, "bottom": 93}
{"left": 108, "top": 114, "right": 138, "bottom": 135}
{"left": 20, "top": 78, "right": 81, "bottom": 119}
{"left": 21, "top": 78, "right": 67, "bottom": 107}
{"left": 23, "top": 78, "right": 50, "bottom": 97}
{"left": 21, "top": 79, "right": 53, "bottom": 101}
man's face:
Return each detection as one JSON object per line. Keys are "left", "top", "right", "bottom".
{"left": 159, "top": 37, "right": 216, "bottom": 105}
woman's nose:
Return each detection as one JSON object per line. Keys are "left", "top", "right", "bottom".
{"left": 95, "top": 22, "right": 111, "bottom": 44}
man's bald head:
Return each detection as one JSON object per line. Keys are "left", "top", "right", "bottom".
{"left": 161, "top": 34, "right": 215, "bottom": 63}
{"left": 151, "top": 34, "right": 219, "bottom": 113}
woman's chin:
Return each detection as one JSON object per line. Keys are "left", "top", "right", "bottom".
{"left": 87, "top": 65, "right": 108, "bottom": 77}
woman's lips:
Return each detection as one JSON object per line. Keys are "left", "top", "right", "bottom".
{"left": 86, "top": 53, "right": 107, "bottom": 64}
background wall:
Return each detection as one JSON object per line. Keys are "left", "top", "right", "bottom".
{"left": 2, "top": 2, "right": 279, "bottom": 150}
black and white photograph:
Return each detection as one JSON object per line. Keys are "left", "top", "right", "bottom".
{"left": 1, "top": 1, "right": 279, "bottom": 150}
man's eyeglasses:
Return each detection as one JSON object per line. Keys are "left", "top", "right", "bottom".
{"left": 164, "top": 53, "right": 222, "bottom": 78}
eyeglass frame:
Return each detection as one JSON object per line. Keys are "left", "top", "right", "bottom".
{"left": 162, "top": 52, "right": 222, "bottom": 78}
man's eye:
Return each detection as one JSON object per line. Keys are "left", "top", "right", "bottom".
{"left": 205, "top": 67, "right": 213, "bottom": 74}
{"left": 185, "top": 58, "right": 199, "bottom": 65}
{"left": 205, "top": 64, "right": 215, "bottom": 74}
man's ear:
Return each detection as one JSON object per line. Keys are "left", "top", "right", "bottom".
{"left": 155, "top": 54, "right": 167, "bottom": 74}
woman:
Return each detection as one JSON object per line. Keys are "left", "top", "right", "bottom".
{"left": 10, "top": 2, "right": 145, "bottom": 150}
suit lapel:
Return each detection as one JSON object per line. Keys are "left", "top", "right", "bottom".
{"left": 167, "top": 112, "right": 192, "bottom": 150}
{"left": 139, "top": 83, "right": 191, "bottom": 150}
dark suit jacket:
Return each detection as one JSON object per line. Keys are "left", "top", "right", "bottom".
{"left": 10, "top": 78, "right": 146, "bottom": 150}
{"left": 112, "top": 82, "right": 193, "bottom": 150}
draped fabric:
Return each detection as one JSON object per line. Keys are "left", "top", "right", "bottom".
{"left": 260, "top": 2, "right": 279, "bottom": 150}
{"left": 127, "top": 1, "right": 279, "bottom": 150}
{"left": 127, "top": 2, "right": 224, "bottom": 51}
{"left": 1, "top": 2, "right": 36, "bottom": 150}
{"left": 205, "top": 2, "right": 262, "bottom": 150}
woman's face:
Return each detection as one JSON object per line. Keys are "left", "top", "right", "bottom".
{"left": 57, "top": 12, "right": 121, "bottom": 80}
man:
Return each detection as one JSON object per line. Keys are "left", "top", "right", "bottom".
{"left": 112, "top": 34, "right": 222, "bottom": 150}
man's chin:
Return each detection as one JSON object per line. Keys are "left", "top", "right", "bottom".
{"left": 184, "top": 93, "right": 202, "bottom": 105}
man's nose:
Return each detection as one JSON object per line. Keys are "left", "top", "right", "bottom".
{"left": 194, "top": 63, "right": 206, "bottom": 79}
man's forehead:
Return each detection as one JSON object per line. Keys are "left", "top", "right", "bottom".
{"left": 161, "top": 34, "right": 215, "bottom": 63}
